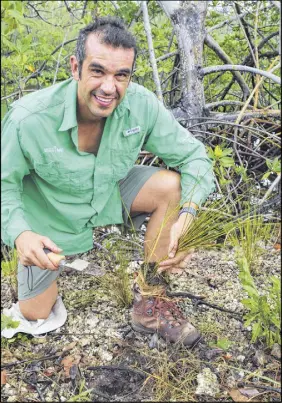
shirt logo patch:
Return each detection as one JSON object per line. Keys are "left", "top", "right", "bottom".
{"left": 44, "top": 146, "right": 64, "bottom": 153}
{"left": 123, "top": 126, "right": 141, "bottom": 137}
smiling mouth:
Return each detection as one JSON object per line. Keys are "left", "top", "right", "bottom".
{"left": 93, "top": 94, "right": 116, "bottom": 107}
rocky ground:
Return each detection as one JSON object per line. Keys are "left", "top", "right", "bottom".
{"left": 1, "top": 225, "right": 281, "bottom": 402}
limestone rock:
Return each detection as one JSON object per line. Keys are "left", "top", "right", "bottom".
{"left": 270, "top": 343, "right": 281, "bottom": 359}
{"left": 196, "top": 367, "right": 220, "bottom": 397}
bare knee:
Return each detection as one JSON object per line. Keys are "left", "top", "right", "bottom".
{"left": 19, "top": 281, "right": 58, "bottom": 321}
{"left": 156, "top": 170, "right": 181, "bottom": 205}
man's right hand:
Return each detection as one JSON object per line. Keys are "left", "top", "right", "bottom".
{"left": 15, "top": 231, "right": 63, "bottom": 271}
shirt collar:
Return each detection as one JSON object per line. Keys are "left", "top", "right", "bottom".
{"left": 58, "top": 78, "right": 78, "bottom": 132}
{"left": 114, "top": 88, "right": 131, "bottom": 118}
{"left": 58, "top": 78, "right": 131, "bottom": 132}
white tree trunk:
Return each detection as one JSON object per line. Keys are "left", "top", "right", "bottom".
{"left": 158, "top": 0, "right": 208, "bottom": 123}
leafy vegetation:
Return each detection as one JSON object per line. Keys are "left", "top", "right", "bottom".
{"left": 209, "top": 337, "right": 234, "bottom": 351}
{"left": 238, "top": 256, "right": 281, "bottom": 346}
{"left": 207, "top": 145, "right": 235, "bottom": 186}
{"left": 1, "top": 314, "right": 20, "bottom": 332}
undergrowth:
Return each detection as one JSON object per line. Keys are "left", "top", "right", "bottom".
{"left": 238, "top": 256, "right": 281, "bottom": 347}
{"left": 226, "top": 213, "right": 279, "bottom": 273}
{"left": 1, "top": 247, "right": 18, "bottom": 297}
{"left": 138, "top": 345, "right": 201, "bottom": 401}
{"left": 223, "top": 213, "right": 281, "bottom": 346}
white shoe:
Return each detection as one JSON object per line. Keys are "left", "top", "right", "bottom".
{"left": 1, "top": 296, "right": 67, "bottom": 338}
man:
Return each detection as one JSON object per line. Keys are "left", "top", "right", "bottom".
{"left": 1, "top": 17, "right": 214, "bottom": 345}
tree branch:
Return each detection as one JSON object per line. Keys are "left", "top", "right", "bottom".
{"left": 27, "top": 2, "right": 59, "bottom": 26}
{"left": 128, "top": 4, "right": 142, "bottom": 29}
{"left": 23, "top": 38, "right": 78, "bottom": 85}
{"left": 234, "top": 2, "right": 257, "bottom": 68}
{"left": 201, "top": 64, "right": 281, "bottom": 85}
{"left": 141, "top": 1, "right": 163, "bottom": 102}
{"left": 204, "top": 34, "right": 250, "bottom": 97}
{"left": 212, "top": 109, "right": 281, "bottom": 122}
{"left": 270, "top": 1, "right": 281, "bottom": 9}
{"left": 207, "top": 9, "right": 250, "bottom": 33}
{"left": 81, "top": 0, "right": 87, "bottom": 19}
{"left": 242, "top": 31, "right": 279, "bottom": 67}
{"left": 205, "top": 100, "right": 253, "bottom": 110}
{"left": 156, "top": 50, "right": 178, "bottom": 63}
{"left": 259, "top": 174, "right": 281, "bottom": 204}
{"left": 64, "top": 0, "right": 80, "bottom": 21}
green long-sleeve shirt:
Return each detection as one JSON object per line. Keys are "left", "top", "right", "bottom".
{"left": 1, "top": 78, "right": 215, "bottom": 255}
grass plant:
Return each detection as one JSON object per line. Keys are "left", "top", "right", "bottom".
{"left": 96, "top": 258, "right": 133, "bottom": 308}
{"left": 68, "top": 379, "right": 92, "bottom": 402}
{"left": 140, "top": 195, "right": 243, "bottom": 287}
{"left": 96, "top": 235, "right": 136, "bottom": 308}
{"left": 225, "top": 212, "right": 279, "bottom": 272}
{"left": 139, "top": 346, "right": 201, "bottom": 401}
{"left": 197, "top": 318, "right": 225, "bottom": 340}
{"left": 1, "top": 247, "right": 18, "bottom": 298}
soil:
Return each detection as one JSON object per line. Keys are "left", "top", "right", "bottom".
{"left": 1, "top": 225, "right": 281, "bottom": 402}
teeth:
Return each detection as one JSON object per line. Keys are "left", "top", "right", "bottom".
{"left": 95, "top": 96, "right": 113, "bottom": 103}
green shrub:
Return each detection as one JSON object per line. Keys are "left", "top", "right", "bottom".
{"left": 239, "top": 256, "right": 281, "bottom": 347}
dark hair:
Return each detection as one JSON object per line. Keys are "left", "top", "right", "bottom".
{"left": 76, "top": 16, "right": 137, "bottom": 78}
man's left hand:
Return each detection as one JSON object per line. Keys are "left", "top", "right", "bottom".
{"left": 157, "top": 213, "right": 194, "bottom": 274}
{"left": 157, "top": 250, "right": 194, "bottom": 274}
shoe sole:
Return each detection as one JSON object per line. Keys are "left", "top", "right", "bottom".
{"left": 131, "top": 322, "right": 156, "bottom": 334}
{"left": 132, "top": 322, "right": 202, "bottom": 346}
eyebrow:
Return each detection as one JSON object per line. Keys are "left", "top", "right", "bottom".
{"left": 88, "top": 62, "right": 132, "bottom": 75}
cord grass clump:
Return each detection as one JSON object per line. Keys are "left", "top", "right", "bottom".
{"left": 225, "top": 212, "right": 279, "bottom": 273}
{"left": 96, "top": 259, "right": 133, "bottom": 308}
{"left": 96, "top": 237, "right": 136, "bottom": 308}
{"left": 142, "top": 196, "right": 244, "bottom": 281}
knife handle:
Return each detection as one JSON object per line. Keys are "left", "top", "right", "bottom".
{"left": 43, "top": 248, "right": 66, "bottom": 266}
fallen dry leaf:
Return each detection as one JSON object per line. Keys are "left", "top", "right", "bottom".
{"left": 73, "top": 354, "right": 82, "bottom": 364}
{"left": 239, "top": 388, "right": 260, "bottom": 398}
{"left": 61, "top": 355, "right": 74, "bottom": 377}
{"left": 61, "top": 354, "right": 81, "bottom": 377}
{"left": 62, "top": 341, "right": 77, "bottom": 352}
{"left": 273, "top": 243, "right": 281, "bottom": 250}
{"left": 1, "top": 370, "right": 7, "bottom": 385}
{"left": 229, "top": 388, "right": 249, "bottom": 402}
{"left": 43, "top": 367, "right": 57, "bottom": 377}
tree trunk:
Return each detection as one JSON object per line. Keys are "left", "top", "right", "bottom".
{"left": 158, "top": 0, "right": 208, "bottom": 123}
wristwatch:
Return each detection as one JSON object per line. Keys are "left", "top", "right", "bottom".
{"left": 178, "top": 206, "right": 197, "bottom": 217}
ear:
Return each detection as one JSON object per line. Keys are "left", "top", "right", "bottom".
{"left": 70, "top": 55, "right": 79, "bottom": 81}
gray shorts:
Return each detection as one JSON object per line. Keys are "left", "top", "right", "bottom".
{"left": 17, "top": 165, "right": 162, "bottom": 300}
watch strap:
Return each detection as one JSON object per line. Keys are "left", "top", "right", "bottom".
{"left": 178, "top": 206, "right": 197, "bottom": 217}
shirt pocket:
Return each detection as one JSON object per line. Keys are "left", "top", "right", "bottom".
{"left": 111, "top": 146, "right": 141, "bottom": 181}
{"left": 34, "top": 161, "right": 70, "bottom": 192}
{"left": 68, "top": 169, "right": 94, "bottom": 194}
{"left": 34, "top": 161, "right": 93, "bottom": 194}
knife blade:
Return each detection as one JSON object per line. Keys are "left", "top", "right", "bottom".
{"left": 43, "top": 248, "right": 106, "bottom": 276}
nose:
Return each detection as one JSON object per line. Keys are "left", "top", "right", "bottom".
{"left": 100, "top": 75, "right": 116, "bottom": 95}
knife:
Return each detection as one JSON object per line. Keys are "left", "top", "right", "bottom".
{"left": 43, "top": 248, "right": 106, "bottom": 276}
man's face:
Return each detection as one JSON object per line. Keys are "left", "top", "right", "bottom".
{"left": 71, "top": 34, "right": 135, "bottom": 122}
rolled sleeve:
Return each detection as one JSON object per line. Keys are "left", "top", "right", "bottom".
{"left": 143, "top": 99, "right": 215, "bottom": 206}
{"left": 1, "top": 114, "right": 32, "bottom": 247}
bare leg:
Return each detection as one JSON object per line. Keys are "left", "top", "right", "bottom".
{"left": 131, "top": 170, "right": 181, "bottom": 263}
{"left": 19, "top": 280, "right": 58, "bottom": 320}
